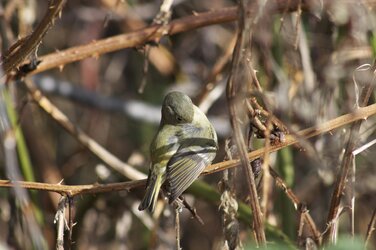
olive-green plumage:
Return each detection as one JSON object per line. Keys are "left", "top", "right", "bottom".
{"left": 138, "top": 91, "right": 218, "bottom": 212}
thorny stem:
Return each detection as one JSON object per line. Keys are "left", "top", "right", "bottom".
{"left": 21, "top": 0, "right": 305, "bottom": 77}
{"left": 2, "top": 0, "right": 67, "bottom": 75}
{"left": 226, "top": 0, "right": 266, "bottom": 246}
{"left": 0, "top": 179, "right": 145, "bottom": 197}
{"left": 205, "top": 103, "right": 376, "bottom": 175}
{"left": 324, "top": 72, "right": 375, "bottom": 244}
{"left": 0, "top": 103, "right": 375, "bottom": 198}
{"left": 55, "top": 196, "right": 67, "bottom": 250}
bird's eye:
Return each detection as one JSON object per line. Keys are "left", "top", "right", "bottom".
{"left": 176, "top": 116, "right": 183, "bottom": 122}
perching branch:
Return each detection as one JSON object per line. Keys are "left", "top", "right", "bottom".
{"left": 0, "top": 100, "right": 374, "bottom": 197}
{"left": 0, "top": 179, "right": 145, "bottom": 197}
{"left": 204, "top": 102, "right": 376, "bottom": 176}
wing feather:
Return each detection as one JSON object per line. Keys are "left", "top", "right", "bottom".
{"left": 166, "top": 146, "right": 216, "bottom": 203}
{"left": 165, "top": 122, "right": 217, "bottom": 203}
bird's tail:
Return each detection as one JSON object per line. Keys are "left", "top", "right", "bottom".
{"left": 138, "top": 173, "right": 162, "bottom": 212}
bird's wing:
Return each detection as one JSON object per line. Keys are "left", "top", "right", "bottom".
{"left": 165, "top": 125, "right": 217, "bottom": 203}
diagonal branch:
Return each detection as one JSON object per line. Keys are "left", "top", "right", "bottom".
{"left": 365, "top": 208, "right": 376, "bottom": 249}
{"left": 2, "top": 0, "right": 66, "bottom": 75}
{"left": 24, "top": 0, "right": 305, "bottom": 76}
{"left": 23, "top": 78, "right": 146, "bottom": 181}
{"left": 269, "top": 167, "right": 321, "bottom": 244}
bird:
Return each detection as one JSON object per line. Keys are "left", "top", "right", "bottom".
{"left": 138, "top": 91, "right": 218, "bottom": 212}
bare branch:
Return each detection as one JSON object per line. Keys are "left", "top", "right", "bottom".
{"left": 23, "top": 0, "right": 304, "bottom": 76}
{"left": 2, "top": 0, "right": 66, "bottom": 75}
{"left": 365, "top": 208, "right": 376, "bottom": 249}
{"left": 269, "top": 167, "right": 321, "bottom": 244}
{"left": 0, "top": 103, "right": 375, "bottom": 198}
{"left": 205, "top": 102, "right": 376, "bottom": 176}
{"left": 226, "top": 0, "right": 266, "bottom": 245}
{"left": 54, "top": 196, "right": 68, "bottom": 250}
{"left": 323, "top": 67, "right": 375, "bottom": 244}
{"left": 0, "top": 179, "right": 145, "bottom": 196}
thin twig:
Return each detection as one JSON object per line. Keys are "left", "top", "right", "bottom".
{"left": 54, "top": 196, "right": 67, "bottom": 250}
{"left": 197, "top": 35, "right": 236, "bottom": 110}
{"left": 175, "top": 207, "right": 181, "bottom": 250}
{"left": 261, "top": 120, "right": 272, "bottom": 216}
{"left": 297, "top": 203, "right": 306, "bottom": 245}
{"left": 269, "top": 167, "right": 321, "bottom": 244}
{"left": 138, "top": 0, "right": 173, "bottom": 93}
{"left": 67, "top": 196, "right": 73, "bottom": 250}
{"left": 365, "top": 208, "right": 376, "bottom": 249}
{"left": 181, "top": 197, "right": 204, "bottom": 225}
{"left": 23, "top": 0, "right": 305, "bottom": 76}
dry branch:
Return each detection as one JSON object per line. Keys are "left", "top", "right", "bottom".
{"left": 2, "top": 0, "right": 66, "bottom": 75}
{"left": 269, "top": 167, "right": 321, "bottom": 244}
{"left": 324, "top": 73, "right": 375, "bottom": 243}
{"left": 23, "top": 0, "right": 305, "bottom": 76}
{"left": 0, "top": 103, "right": 374, "bottom": 198}
{"left": 226, "top": 0, "right": 266, "bottom": 246}
{"left": 365, "top": 208, "right": 376, "bottom": 249}
{"left": 205, "top": 103, "right": 376, "bottom": 175}
{"left": 0, "top": 179, "right": 145, "bottom": 196}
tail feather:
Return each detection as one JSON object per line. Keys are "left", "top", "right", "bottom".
{"left": 138, "top": 174, "right": 162, "bottom": 212}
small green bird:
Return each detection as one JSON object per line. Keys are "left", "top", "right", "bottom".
{"left": 138, "top": 91, "right": 218, "bottom": 212}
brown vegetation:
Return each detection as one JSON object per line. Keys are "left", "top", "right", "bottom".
{"left": 0, "top": 0, "right": 375, "bottom": 249}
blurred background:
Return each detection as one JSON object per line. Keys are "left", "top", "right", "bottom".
{"left": 0, "top": 0, "right": 375, "bottom": 249}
